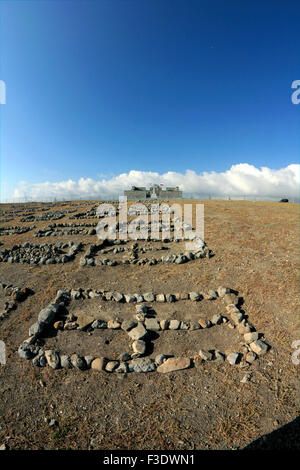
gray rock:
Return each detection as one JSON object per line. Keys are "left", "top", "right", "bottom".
{"left": 128, "top": 323, "right": 147, "bottom": 341}
{"left": 132, "top": 340, "right": 146, "bottom": 355}
{"left": 91, "top": 319, "right": 107, "bottom": 329}
{"left": 143, "top": 292, "right": 155, "bottom": 302}
{"left": 60, "top": 354, "right": 72, "bottom": 368}
{"left": 128, "top": 357, "right": 156, "bottom": 373}
{"left": 199, "top": 349, "right": 213, "bottom": 361}
{"left": 226, "top": 352, "right": 240, "bottom": 365}
{"left": 124, "top": 294, "right": 136, "bottom": 303}
{"left": 250, "top": 340, "right": 269, "bottom": 355}
{"left": 144, "top": 318, "right": 161, "bottom": 331}
{"left": 211, "top": 314, "right": 222, "bottom": 325}
{"left": 189, "top": 292, "right": 201, "bottom": 301}
{"left": 38, "top": 303, "right": 59, "bottom": 325}
{"left": 29, "top": 321, "right": 45, "bottom": 337}
{"left": 71, "top": 354, "right": 86, "bottom": 370}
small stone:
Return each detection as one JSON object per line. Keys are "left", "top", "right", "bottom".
{"left": 211, "top": 314, "right": 222, "bottom": 325}
{"left": 165, "top": 294, "right": 176, "bottom": 303}
{"left": 91, "top": 357, "right": 106, "bottom": 371}
{"left": 217, "top": 286, "right": 229, "bottom": 298}
{"left": 226, "top": 352, "right": 240, "bottom": 365}
{"left": 223, "top": 293, "right": 238, "bottom": 306}
{"left": 132, "top": 340, "right": 146, "bottom": 355}
{"left": 199, "top": 349, "right": 213, "bottom": 361}
{"left": 119, "top": 352, "right": 131, "bottom": 362}
{"left": 60, "top": 355, "right": 72, "bottom": 369}
{"left": 144, "top": 318, "right": 161, "bottom": 331}
{"left": 136, "top": 304, "right": 148, "bottom": 314}
{"left": 250, "top": 340, "right": 269, "bottom": 356}
{"left": 84, "top": 356, "right": 94, "bottom": 368}
{"left": 241, "top": 374, "right": 251, "bottom": 383}
{"left": 180, "top": 321, "right": 190, "bottom": 330}
{"left": 115, "top": 362, "right": 128, "bottom": 373}
{"left": 49, "top": 419, "right": 57, "bottom": 427}
{"left": 121, "top": 320, "right": 136, "bottom": 331}
{"left": 189, "top": 292, "right": 201, "bottom": 301}
{"left": 160, "top": 319, "right": 169, "bottom": 330}
{"left": 244, "top": 332, "right": 259, "bottom": 343}
{"left": 53, "top": 321, "right": 64, "bottom": 330}
{"left": 91, "top": 319, "right": 107, "bottom": 329}
{"left": 246, "top": 351, "right": 256, "bottom": 363}
{"left": 214, "top": 350, "right": 225, "bottom": 362}
{"left": 136, "top": 312, "right": 146, "bottom": 322}
{"left": 143, "top": 292, "right": 155, "bottom": 302}
{"left": 134, "top": 294, "right": 144, "bottom": 303}
{"left": 237, "top": 319, "right": 252, "bottom": 334}
{"left": 70, "top": 354, "right": 86, "bottom": 370}
{"left": 112, "top": 292, "right": 124, "bottom": 302}
{"left": 45, "top": 350, "right": 60, "bottom": 369}
{"left": 107, "top": 319, "right": 121, "bottom": 329}
{"left": 198, "top": 318, "right": 211, "bottom": 329}
{"left": 157, "top": 357, "right": 191, "bottom": 373}
{"left": 230, "top": 311, "right": 243, "bottom": 324}
{"left": 105, "top": 361, "right": 119, "bottom": 372}
{"left": 156, "top": 294, "right": 166, "bottom": 303}
{"left": 124, "top": 294, "right": 136, "bottom": 303}
{"left": 169, "top": 320, "right": 181, "bottom": 330}
{"left": 189, "top": 321, "right": 200, "bottom": 330}
{"left": 155, "top": 354, "right": 168, "bottom": 365}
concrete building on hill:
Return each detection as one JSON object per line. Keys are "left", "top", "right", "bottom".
{"left": 124, "top": 184, "right": 182, "bottom": 201}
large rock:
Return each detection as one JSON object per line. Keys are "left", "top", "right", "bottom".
{"left": 38, "top": 304, "right": 59, "bottom": 325}
{"left": 127, "top": 323, "right": 147, "bottom": 340}
{"left": 157, "top": 357, "right": 191, "bottom": 373}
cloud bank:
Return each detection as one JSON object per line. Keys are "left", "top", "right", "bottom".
{"left": 9, "top": 163, "right": 299, "bottom": 202}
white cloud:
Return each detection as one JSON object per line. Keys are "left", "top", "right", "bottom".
{"left": 7, "top": 163, "right": 299, "bottom": 202}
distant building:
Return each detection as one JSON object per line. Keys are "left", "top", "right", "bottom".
{"left": 124, "top": 184, "right": 182, "bottom": 201}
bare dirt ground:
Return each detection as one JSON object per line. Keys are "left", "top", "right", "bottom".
{"left": 0, "top": 199, "right": 299, "bottom": 450}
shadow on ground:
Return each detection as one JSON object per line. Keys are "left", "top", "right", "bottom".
{"left": 244, "top": 416, "right": 300, "bottom": 450}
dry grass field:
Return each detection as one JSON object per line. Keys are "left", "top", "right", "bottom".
{"left": 0, "top": 199, "right": 299, "bottom": 450}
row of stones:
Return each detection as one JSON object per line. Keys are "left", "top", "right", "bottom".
{"left": 68, "top": 287, "right": 222, "bottom": 302}
{"left": 18, "top": 288, "right": 270, "bottom": 374}
{"left": 0, "top": 241, "right": 82, "bottom": 264}
{"left": 80, "top": 247, "right": 211, "bottom": 267}
{"left": 0, "top": 283, "right": 33, "bottom": 320}
{"left": 0, "top": 225, "right": 36, "bottom": 236}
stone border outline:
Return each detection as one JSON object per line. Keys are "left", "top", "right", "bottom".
{"left": 17, "top": 287, "right": 270, "bottom": 374}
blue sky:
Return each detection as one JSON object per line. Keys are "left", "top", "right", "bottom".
{"left": 0, "top": 0, "right": 299, "bottom": 201}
